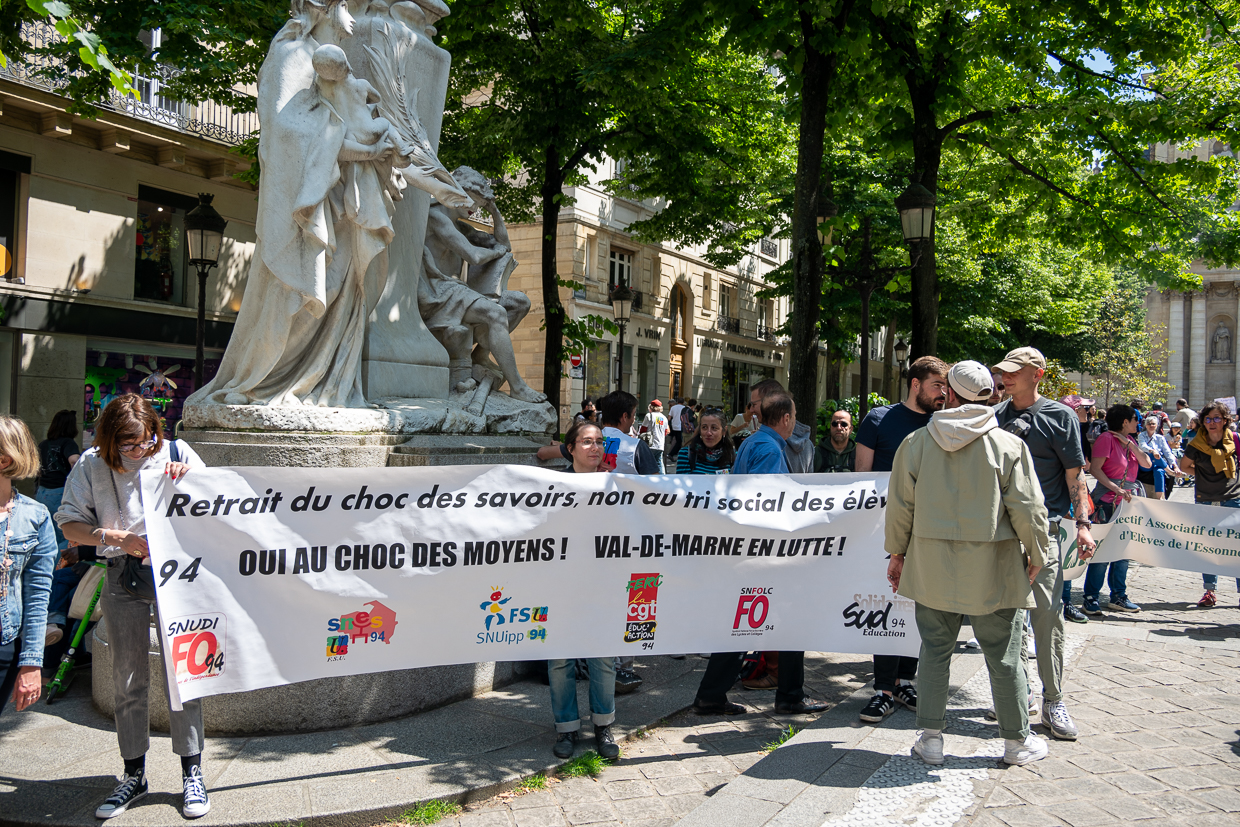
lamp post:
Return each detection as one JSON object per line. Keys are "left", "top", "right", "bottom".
{"left": 610, "top": 284, "right": 633, "bottom": 392}
{"left": 894, "top": 338, "right": 909, "bottom": 400}
{"left": 184, "top": 193, "right": 227, "bottom": 386}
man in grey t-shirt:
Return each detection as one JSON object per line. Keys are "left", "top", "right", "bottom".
{"left": 994, "top": 347, "right": 1096, "bottom": 743}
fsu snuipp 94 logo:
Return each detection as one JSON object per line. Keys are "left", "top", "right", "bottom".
{"left": 624, "top": 572, "right": 660, "bottom": 646}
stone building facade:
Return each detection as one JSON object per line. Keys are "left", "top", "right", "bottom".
{"left": 0, "top": 22, "right": 255, "bottom": 446}
{"left": 504, "top": 157, "right": 793, "bottom": 429}
{"left": 1146, "top": 265, "right": 1240, "bottom": 408}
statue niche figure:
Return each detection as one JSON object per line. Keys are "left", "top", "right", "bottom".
{"left": 1213, "top": 321, "right": 1232, "bottom": 363}
{"left": 420, "top": 167, "right": 546, "bottom": 404}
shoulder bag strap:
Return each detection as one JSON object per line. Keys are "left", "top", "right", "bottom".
{"left": 168, "top": 439, "right": 181, "bottom": 464}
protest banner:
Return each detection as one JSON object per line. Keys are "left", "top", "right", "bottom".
{"left": 1090, "top": 497, "right": 1240, "bottom": 576}
{"left": 140, "top": 466, "right": 918, "bottom": 703}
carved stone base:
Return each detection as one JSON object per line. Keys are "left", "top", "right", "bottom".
{"left": 361, "top": 360, "right": 449, "bottom": 402}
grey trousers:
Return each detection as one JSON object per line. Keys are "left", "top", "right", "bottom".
{"left": 102, "top": 561, "right": 204, "bottom": 760}
{"left": 915, "top": 603, "right": 1029, "bottom": 741}
{"left": 1022, "top": 525, "right": 1065, "bottom": 702}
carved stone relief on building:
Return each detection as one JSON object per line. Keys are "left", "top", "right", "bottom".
{"left": 1211, "top": 319, "right": 1233, "bottom": 363}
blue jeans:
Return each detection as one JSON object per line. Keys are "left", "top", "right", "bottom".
{"left": 1198, "top": 497, "right": 1240, "bottom": 591}
{"left": 45, "top": 565, "right": 83, "bottom": 627}
{"left": 34, "top": 485, "right": 66, "bottom": 550}
{"left": 548, "top": 658, "right": 615, "bottom": 733}
{"left": 1149, "top": 458, "right": 1168, "bottom": 494}
{"left": 1084, "top": 499, "right": 1128, "bottom": 602}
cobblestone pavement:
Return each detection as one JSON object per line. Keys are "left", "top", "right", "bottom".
{"left": 442, "top": 483, "right": 1240, "bottom": 827}
{"left": 433, "top": 651, "right": 877, "bottom": 827}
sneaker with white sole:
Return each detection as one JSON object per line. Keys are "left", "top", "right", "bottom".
{"left": 985, "top": 694, "right": 1039, "bottom": 721}
{"left": 182, "top": 765, "right": 210, "bottom": 819}
{"left": 1004, "top": 734, "right": 1049, "bottom": 765}
{"left": 859, "top": 692, "right": 896, "bottom": 723}
{"left": 1041, "top": 700, "right": 1078, "bottom": 740}
{"left": 912, "top": 731, "right": 944, "bottom": 765}
{"left": 95, "top": 772, "right": 148, "bottom": 819}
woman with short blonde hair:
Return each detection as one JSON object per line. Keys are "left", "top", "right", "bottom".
{"left": 0, "top": 414, "right": 59, "bottom": 716}
{"left": 57, "top": 394, "right": 210, "bottom": 820}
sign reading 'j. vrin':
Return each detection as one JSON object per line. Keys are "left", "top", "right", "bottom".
{"left": 141, "top": 465, "right": 916, "bottom": 703}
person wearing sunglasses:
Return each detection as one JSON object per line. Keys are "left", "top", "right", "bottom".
{"left": 988, "top": 372, "right": 1006, "bottom": 406}
{"left": 1178, "top": 401, "right": 1240, "bottom": 608}
{"left": 814, "top": 410, "right": 856, "bottom": 472}
{"left": 56, "top": 394, "right": 209, "bottom": 820}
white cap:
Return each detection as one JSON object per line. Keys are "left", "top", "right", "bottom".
{"left": 947, "top": 360, "right": 994, "bottom": 403}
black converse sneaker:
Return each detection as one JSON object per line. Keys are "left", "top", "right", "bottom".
{"left": 95, "top": 772, "right": 148, "bottom": 819}
{"left": 182, "top": 765, "right": 211, "bottom": 819}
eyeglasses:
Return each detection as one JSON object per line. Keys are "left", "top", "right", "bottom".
{"left": 574, "top": 439, "right": 608, "bottom": 448}
{"left": 1204, "top": 416, "right": 1226, "bottom": 424}
{"left": 831, "top": 421, "right": 850, "bottom": 427}
{"left": 118, "top": 436, "right": 157, "bottom": 453}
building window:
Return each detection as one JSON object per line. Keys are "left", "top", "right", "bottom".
{"left": 585, "top": 340, "right": 611, "bottom": 401}
{"left": 134, "top": 188, "right": 194, "bottom": 304}
{"left": 0, "top": 168, "right": 16, "bottom": 281}
{"left": 702, "top": 273, "right": 712, "bottom": 311}
{"left": 670, "top": 285, "right": 689, "bottom": 343}
{"left": 719, "top": 282, "right": 732, "bottom": 319}
{"left": 609, "top": 248, "right": 633, "bottom": 291}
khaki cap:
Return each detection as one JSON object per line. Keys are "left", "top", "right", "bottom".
{"left": 993, "top": 346, "right": 1046, "bottom": 373}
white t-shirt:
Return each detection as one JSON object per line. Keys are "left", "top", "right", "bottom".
{"left": 641, "top": 412, "right": 669, "bottom": 450}
{"left": 669, "top": 404, "right": 685, "bottom": 431}
{"left": 602, "top": 426, "right": 641, "bottom": 474}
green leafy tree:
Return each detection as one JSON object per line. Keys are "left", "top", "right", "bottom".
{"left": 1082, "top": 272, "right": 1174, "bottom": 408}
{"left": 439, "top": 0, "right": 788, "bottom": 412}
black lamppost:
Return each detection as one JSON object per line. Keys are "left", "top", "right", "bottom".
{"left": 610, "top": 284, "right": 633, "bottom": 392}
{"left": 894, "top": 338, "right": 909, "bottom": 399}
{"left": 184, "top": 194, "right": 227, "bottom": 386}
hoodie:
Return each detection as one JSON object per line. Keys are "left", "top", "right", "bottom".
{"left": 885, "top": 403, "right": 1050, "bottom": 615}
{"left": 784, "top": 420, "right": 814, "bottom": 473}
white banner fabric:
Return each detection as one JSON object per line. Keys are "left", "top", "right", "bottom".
{"left": 140, "top": 466, "right": 918, "bottom": 702}
{"left": 1088, "top": 497, "right": 1240, "bottom": 576}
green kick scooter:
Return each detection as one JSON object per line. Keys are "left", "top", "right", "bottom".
{"left": 44, "top": 560, "right": 106, "bottom": 705}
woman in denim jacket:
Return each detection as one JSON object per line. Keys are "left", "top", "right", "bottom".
{"left": 0, "top": 416, "right": 58, "bottom": 715}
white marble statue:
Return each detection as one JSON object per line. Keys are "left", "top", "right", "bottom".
{"left": 422, "top": 167, "right": 545, "bottom": 403}
{"left": 187, "top": 0, "right": 469, "bottom": 409}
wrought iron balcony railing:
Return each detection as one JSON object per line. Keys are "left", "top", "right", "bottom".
{"left": 716, "top": 316, "right": 741, "bottom": 334}
{"left": 1, "top": 22, "right": 257, "bottom": 147}
{"left": 760, "top": 238, "right": 778, "bottom": 257}
{"left": 756, "top": 324, "right": 777, "bottom": 341}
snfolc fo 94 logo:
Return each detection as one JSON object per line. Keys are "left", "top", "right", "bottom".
{"left": 732, "top": 587, "right": 774, "bottom": 637}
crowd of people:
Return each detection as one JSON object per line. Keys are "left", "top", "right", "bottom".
{"left": 4, "top": 365, "right": 1239, "bottom": 821}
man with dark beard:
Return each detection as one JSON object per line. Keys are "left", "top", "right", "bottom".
{"left": 854, "top": 356, "right": 949, "bottom": 724}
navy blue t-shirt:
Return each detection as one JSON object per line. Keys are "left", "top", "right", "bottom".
{"left": 857, "top": 403, "right": 933, "bottom": 473}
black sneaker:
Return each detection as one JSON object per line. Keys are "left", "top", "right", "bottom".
{"left": 553, "top": 731, "right": 578, "bottom": 759}
{"left": 595, "top": 724, "right": 620, "bottom": 759}
{"left": 1063, "top": 604, "right": 1089, "bottom": 624}
{"left": 181, "top": 765, "right": 210, "bottom": 819}
{"left": 859, "top": 692, "right": 896, "bottom": 723}
{"left": 95, "top": 772, "right": 148, "bottom": 819}
{"left": 892, "top": 684, "right": 917, "bottom": 710}
{"left": 615, "top": 667, "right": 642, "bottom": 694}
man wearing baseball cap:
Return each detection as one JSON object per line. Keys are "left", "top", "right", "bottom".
{"left": 887, "top": 361, "right": 1051, "bottom": 766}
{"left": 993, "top": 347, "right": 1096, "bottom": 742}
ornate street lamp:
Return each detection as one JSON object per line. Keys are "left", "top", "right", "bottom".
{"left": 894, "top": 182, "right": 936, "bottom": 244}
{"left": 184, "top": 194, "right": 227, "bottom": 386}
{"left": 894, "top": 338, "right": 909, "bottom": 371}
{"left": 610, "top": 284, "right": 634, "bottom": 391}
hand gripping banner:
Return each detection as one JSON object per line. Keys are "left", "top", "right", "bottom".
{"left": 140, "top": 465, "right": 918, "bottom": 702}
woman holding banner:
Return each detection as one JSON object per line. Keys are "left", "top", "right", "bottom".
{"left": 548, "top": 420, "right": 619, "bottom": 758}
{"left": 1178, "top": 400, "right": 1240, "bottom": 608}
{"left": 56, "top": 395, "right": 209, "bottom": 821}
{"left": 1083, "top": 405, "right": 1151, "bottom": 617}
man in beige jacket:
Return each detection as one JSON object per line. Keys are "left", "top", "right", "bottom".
{"left": 886, "top": 361, "right": 1051, "bottom": 767}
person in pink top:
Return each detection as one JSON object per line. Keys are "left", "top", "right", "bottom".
{"left": 1082, "top": 404, "right": 1151, "bottom": 616}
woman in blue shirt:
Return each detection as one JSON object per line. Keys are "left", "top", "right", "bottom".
{"left": 677, "top": 410, "right": 735, "bottom": 474}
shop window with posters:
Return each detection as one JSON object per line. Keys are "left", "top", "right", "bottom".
{"left": 134, "top": 195, "right": 188, "bottom": 304}
{"left": 84, "top": 349, "right": 220, "bottom": 443}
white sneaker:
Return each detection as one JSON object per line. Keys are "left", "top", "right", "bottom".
{"left": 1004, "top": 734, "right": 1049, "bottom": 765}
{"left": 45, "top": 623, "right": 63, "bottom": 646}
{"left": 1041, "top": 700, "right": 1079, "bottom": 740}
{"left": 912, "top": 731, "right": 944, "bottom": 765}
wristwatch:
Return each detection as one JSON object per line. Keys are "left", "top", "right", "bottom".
{"left": 1076, "top": 519, "right": 1092, "bottom": 528}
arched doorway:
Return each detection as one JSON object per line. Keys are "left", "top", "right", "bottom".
{"left": 669, "top": 284, "right": 689, "bottom": 399}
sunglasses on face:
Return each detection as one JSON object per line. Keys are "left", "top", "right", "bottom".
{"left": 831, "top": 421, "right": 850, "bottom": 427}
{"left": 994, "top": 384, "right": 1006, "bottom": 391}
{"left": 1205, "top": 416, "right": 1227, "bottom": 424}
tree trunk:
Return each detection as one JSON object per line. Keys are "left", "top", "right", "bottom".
{"left": 787, "top": 35, "right": 833, "bottom": 426}
{"left": 541, "top": 143, "right": 566, "bottom": 420}
{"left": 882, "top": 314, "right": 896, "bottom": 401}
{"left": 907, "top": 81, "right": 942, "bottom": 359}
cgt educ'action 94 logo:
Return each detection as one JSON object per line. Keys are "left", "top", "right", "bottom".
{"left": 167, "top": 613, "right": 226, "bottom": 684}
{"left": 477, "top": 586, "right": 549, "bottom": 645}
{"left": 624, "top": 572, "right": 660, "bottom": 648}
{"left": 326, "top": 600, "right": 399, "bottom": 661}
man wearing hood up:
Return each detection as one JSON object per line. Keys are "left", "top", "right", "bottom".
{"left": 751, "top": 378, "right": 814, "bottom": 472}
{"left": 886, "top": 361, "right": 1052, "bottom": 767}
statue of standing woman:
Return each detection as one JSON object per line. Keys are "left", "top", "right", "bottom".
{"left": 187, "top": 0, "right": 468, "bottom": 410}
